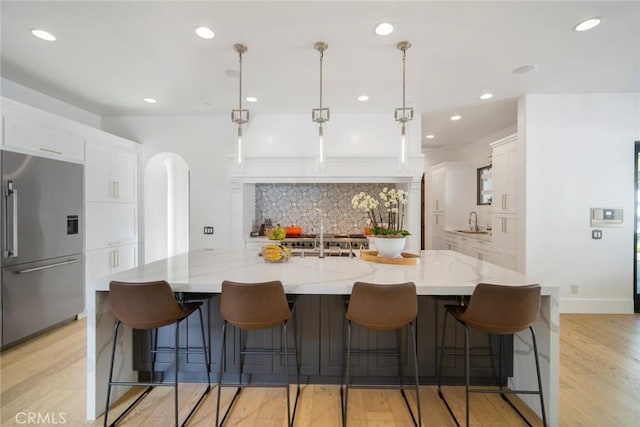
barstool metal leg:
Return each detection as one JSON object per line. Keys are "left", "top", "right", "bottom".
{"left": 437, "top": 311, "right": 460, "bottom": 426}
{"left": 104, "top": 320, "right": 121, "bottom": 427}
{"left": 530, "top": 326, "right": 547, "bottom": 427}
{"left": 283, "top": 321, "right": 292, "bottom": 427}
{"left": 215, "top": 321, "right": 226, "bottom": 427}
{"left": 409, "top": 321, "right": 422, "bottom": 427}
{"left": 342, "top": 319, "right": 352, "bottom": 427}
{"left": 464, "top": 325, "right": 471, "bottom": 427}
{"left": 174, "top": 322, "right": 179, "bottom": 427}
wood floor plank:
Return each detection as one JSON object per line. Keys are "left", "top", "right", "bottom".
{"left": 1, "top": 313, "right": 638, "bottom": 426}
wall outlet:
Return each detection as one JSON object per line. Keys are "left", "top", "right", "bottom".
{"left": 571, "top": 284, "right": 579, "bottom": 295}
{"left": 204, "top": 226, "right": 214, "bottom": 235}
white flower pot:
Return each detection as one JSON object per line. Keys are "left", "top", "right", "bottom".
{"left": 373, "top": 236, "right": 406, "bottom": 258}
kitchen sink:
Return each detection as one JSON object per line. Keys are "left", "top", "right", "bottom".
{"left": 456, "top": 230, "right": 490, "bottom": 234}
{"left": 290, "top": 249, "right": 354, "bottom": 258}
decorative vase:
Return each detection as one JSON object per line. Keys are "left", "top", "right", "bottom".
{"left": 373, "top": 236, "right": 406, "bottom": 258}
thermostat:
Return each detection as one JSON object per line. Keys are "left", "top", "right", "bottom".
{"left": 590, "top": 208, "right": 623, "bottom": 227}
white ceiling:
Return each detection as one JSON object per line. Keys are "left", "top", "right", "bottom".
{"left": 1, "top": 1, "right": 638, "bottom": 151}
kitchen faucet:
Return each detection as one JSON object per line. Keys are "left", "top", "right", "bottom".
{"left": 469, "top": 211, "right": 479, "bottom": 231}
{"left": 313, "top": 208, "right": 325, "bottom": 258}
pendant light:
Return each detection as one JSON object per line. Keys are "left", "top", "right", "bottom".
{"left": 394, "top": 41, "right": 413, "bottom": 171}
{"left": 312, "top": 42, "right": 329, "bottom": 173}
{"left": 231, "top": 43, "right": 249, "bottom": 173}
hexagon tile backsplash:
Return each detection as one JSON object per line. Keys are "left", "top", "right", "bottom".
{"left": 254, "top": 183, "right": 394, "bottom": 234}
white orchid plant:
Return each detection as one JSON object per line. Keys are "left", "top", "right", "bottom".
{"left": 351, "top": 187, "right": 410, "bottom": 236}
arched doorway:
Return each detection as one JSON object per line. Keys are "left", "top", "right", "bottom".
{"left": 144, "top": 153, "right": 189, "bottom": 263}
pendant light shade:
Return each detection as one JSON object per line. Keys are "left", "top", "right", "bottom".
{"left": 231, "top": 43, "right": 249, "bottom": 173}
{"left": 395, "top": 41, "right": 413, "bottom": 172}
{"left": 312, "top": 42, "right": 329, "bottom": 173}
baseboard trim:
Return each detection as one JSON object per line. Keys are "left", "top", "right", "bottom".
{"left": 560, "top": 297, "right": 634, "bottom": 314}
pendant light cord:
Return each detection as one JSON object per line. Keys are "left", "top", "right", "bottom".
{"left": 238, "top": 50, "right": 243, "bottom": 111}
{"left": 319, "top": 49, "right": 324, "bottom": 109}
{"left": 402, "top": 48, "right": 406, "bottom": 110}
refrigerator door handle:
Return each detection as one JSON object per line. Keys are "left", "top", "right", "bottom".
{"left": 16, "top": 258, "right": 80, "bottom": 274}
{"left": 4, "top": 180, "right": 18, "bottom": 258}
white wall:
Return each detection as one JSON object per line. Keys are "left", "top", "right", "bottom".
{"left": 523, "top": 93, "right": 640, "bottom": 313}
{"left": 102, "top": 115, "right": 234, "bottom": 255}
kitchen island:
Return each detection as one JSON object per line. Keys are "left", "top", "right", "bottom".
{"left": 87, "top": 249, "right": 558, "bottom": 425}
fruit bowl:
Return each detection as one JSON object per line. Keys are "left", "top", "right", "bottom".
{"left": 261, "top": 244, "right": 291, "bottom": 263}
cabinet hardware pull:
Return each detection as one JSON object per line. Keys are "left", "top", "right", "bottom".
{"left": 4, "top": 181, "right": 18, "bottom": 258}
{"left": 17, "top": 258, "right": 80, "bottom": 274}
{"left": 115, "top": 250, "right": 119, "bottom": 268}
{"left": 39, "top": 148, "right": 63, "bottom": 155}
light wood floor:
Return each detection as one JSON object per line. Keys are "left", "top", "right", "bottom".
{"left": 1, "top": 314, "right": 638, "bottom": 426}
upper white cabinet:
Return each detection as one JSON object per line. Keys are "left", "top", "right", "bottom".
{"left": 2, "top": 99, "right": 84, "bottom": 163}
{"left": 429, "top": 163, "right": 475, "bottom": 249}
{"left": 85, "top": 135, "right": 137, "bottom": 203}
{"left": 490, "top": 134, "right": 519, "bottom": 213}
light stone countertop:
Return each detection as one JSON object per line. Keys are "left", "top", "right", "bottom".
{"left": 91, "top": 249, "right": 552, "bottom": 295}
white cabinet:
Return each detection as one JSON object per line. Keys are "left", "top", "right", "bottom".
{"left": 490, "top": 134, "right": 522, "bottom": 272}
{"left": 2, "top": 99, "right": 84, "bottom": 162}
{"left": 85, "top": 203, "right": 137, "bottom": 250}
{"left": 491, "top": 134, "right": 519, "bottom": 213}
{"left": 429, "top": 163, "right": 475, "bottom": 249}
{"left": 491, "top": 213, "right": 518, "bottom": 270}
{"left": 85, "top": 139, "right": 137, "bottom": 203}
{"left": 432, "top": 212, "right": 446, "bottom": 249}
{"left": 84, "top": 130, "right": 139, "bottom": 308}
{"left": 86, "top": 243, "right": 138, "bottom": 284}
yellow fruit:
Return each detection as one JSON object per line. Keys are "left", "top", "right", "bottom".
{"left": 262, "top": 244, "right": 289, "bottom": 262}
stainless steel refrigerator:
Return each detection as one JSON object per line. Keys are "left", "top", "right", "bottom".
{"left": 1, "top": 150, "right": 84, "bottom": 349}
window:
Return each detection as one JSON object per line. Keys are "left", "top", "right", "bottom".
{"left": 477, "top": 165, "right": 492, "bottom": 205}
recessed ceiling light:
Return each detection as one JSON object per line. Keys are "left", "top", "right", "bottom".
{"left": 375, "top": 22, "right": 394, "bottom": 36}
{"left": 143, "top": 98, "right": 157, "bottom": 104}
{"left": 357, "top": 95, "right": 369, "bottom": 102}
{"left": 450, "top": 115, "right": 462, "bottom": 121}
{"left": 245, "top": 96, "right": 257, "bottom": 103}
{"left": 513, "top": 64, "right": 537, "bottom": 74}
{"left": 31, "top": 29, "right": 56, "bottom": 41}
{"left": 425, "top": 134, "right": 435, "bottom": 139}
{"left": 479, "top": 93, "right": 493, "bottom": 100}
{"left": 194, "top": 26, "right": 215, "bottom": 39}
{"left": 574, "top": 18, "right": 601, "bottom": 32}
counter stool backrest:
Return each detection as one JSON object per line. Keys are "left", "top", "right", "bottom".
{"left": 461, "top": 283, "right": 541, "bottom": 334}
{"left": 109, "top": 280, "right": 191, "bottom": 330}
{"left": 346, "top": 281, "right": 418, "bottom": 331}
{"left": 220, "top": 280, "right": 291, "bottom": 330}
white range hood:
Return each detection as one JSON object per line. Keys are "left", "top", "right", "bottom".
{"left": 229, "top": 113, "right": 424, "bottom": 249}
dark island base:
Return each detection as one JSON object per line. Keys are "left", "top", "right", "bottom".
{"left": 133, "top": 295, "right": 513, "bottom": 386}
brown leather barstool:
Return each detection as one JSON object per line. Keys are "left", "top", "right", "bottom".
{"left": 437, "top": 283, "right": 546, "bottom": 427}
{"left": 215, "top": 280, "right": 300, "bottom": 427}
{"left": 342, "top": 281, "right": 422, "bottom": 426}
{"left": 104, "top": 280, "right": 210, "bottom": 427}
